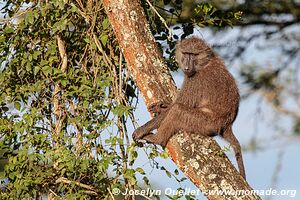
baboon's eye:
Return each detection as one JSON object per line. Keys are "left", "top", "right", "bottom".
{"left": 182, "top": 52, "right": 199, "bottom": 56}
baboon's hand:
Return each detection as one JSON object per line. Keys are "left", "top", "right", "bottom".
{"left": 142, "top": 133, "right": 167, "bottom": 148}
{"left": 133, "top": 129, "right": 154, "bottom": 147}
{"left": 132, "top": 127, "right": 146, "bottom": 142}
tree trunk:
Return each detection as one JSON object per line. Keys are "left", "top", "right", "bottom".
{"left": 103, "top": 0, "right": 261, "bottom": 199}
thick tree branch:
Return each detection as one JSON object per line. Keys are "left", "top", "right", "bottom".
{"left": 103, "top": 0, "right": 177, "bottom": 108}
{"left": 103, "top": 0, "right": 261, "bottom": 199}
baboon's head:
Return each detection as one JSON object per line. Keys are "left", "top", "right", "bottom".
{"left": 175, "top": 37, "right": 214, "bottom": 77}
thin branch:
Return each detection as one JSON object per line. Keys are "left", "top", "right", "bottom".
{"left": 107, "top": 187, "right": 116, "bottom": 200}
{"left": 145, "top": 0, "right": 172, "bottom": 40}
{"left": 56, "top": 177, "right": 98, "bottom": 196}
{"left": 48, "top": 189, "right": 58, "bottom": 199}
{"left": 93, "top": 33, "right": 113, "bottom": 67}
{"left": 56, "top": 35, "right": 68, "bottom": 73}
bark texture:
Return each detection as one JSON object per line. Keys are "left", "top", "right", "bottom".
{"left": 103, "top": 0, "right": 261, "bottom": 199}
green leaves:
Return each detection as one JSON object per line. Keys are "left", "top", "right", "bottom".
{"left": 100, "top": 34, "right": 109, "bottom": 46}
{"left": 52, "top": 18, "right": 69, "bottom": 33}
{"left": 196, "top": 3, "right": 216, "bottom": 15}
{"left": 25, "top": 11, "right": 35, "bottom": 25}
{"left": 102, "top": 18, "right": 110, "bottom": 30}
{"left": 293, "top": 120, "right": 300, "bottom": 135}
{"left": 14, "top": 102, "right": 21, "bottom": 111}
{"left": 193, "top": 3, "right": 243, "bottom": 28}
{"left": 0, "top": 0, "right": 139, "bottom": 198}
{"left": 3, "top": 27, "right": 14, "bottom": 34}
{"left": 112, "top": 104, "right": 132, "bottom": 117}
{"left": 123, "top": 169, "right": 137, "bottom": 185}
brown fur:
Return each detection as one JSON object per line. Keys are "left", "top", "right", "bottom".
{"left": 133, "top": 37, "right": 246, "bottom": 179}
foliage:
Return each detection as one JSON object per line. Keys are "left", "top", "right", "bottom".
{"left": 193, "top": 3, "right": 242, "bottom": 28}
{"left": 0, "top": 0, "right": 140, "bottom": 198}
{"left": 0, "top": 0, "right": 242, "bottom": 199}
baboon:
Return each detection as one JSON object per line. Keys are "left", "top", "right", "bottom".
{"left": 133, "top": 37, "right": 246, "bottom": 179}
